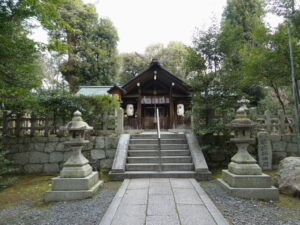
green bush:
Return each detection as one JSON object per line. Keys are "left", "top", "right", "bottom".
{"left": 35, "top": 89, "right": 119, "bottom": 117}
{"left": 0, "top": 137, "right": 17, "bottom": 188}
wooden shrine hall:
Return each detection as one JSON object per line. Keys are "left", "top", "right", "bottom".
{"left": 108, "top": 59, "right": 192, "bottom": 130}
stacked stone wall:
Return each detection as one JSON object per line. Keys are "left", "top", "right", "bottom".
{"left": 3, "top": 136, "right": 119, "bottom": 174}
{"left": 199, "top": 133, "right": 299, "bottom": 169}
{"left": 270, "top": 134, "right": 299, "bottom": 167}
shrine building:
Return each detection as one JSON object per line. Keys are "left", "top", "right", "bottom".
{"left": 77, "top": 58, "right": 192, "bottom": 130}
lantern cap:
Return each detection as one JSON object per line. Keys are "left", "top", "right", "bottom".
{"left": 227, "top": 106, "right": 256, "bottom": 128}
{"left": 63, "top": 110, "right": 93, "bottom": 131}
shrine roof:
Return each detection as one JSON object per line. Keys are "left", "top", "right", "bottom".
{"left": 121, "top": 59, "right": 191, "bottom": 95}
{"left": 76, "top": 86, "right": 113, "bottom": 96}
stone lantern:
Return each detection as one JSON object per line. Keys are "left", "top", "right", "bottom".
{"left": 45, "top": 111, "right": 103, "bottom": 202}
{"left": 227, "top": 106, "right": 262, "bottom": 175}
{"left": 218, "top": 104, "right": 278, "bottom": 201}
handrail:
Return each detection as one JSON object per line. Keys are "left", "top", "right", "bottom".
{"left": 156, "top": 108, "right": 162, "bottom": 171}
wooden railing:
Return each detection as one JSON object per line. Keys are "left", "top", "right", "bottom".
{"left": 156, "top": 107, "right": 162, "bottom": 171}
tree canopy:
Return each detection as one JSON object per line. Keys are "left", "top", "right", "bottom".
{"left": 0, "top": 0, "right": 61, "bottom": 110}
{"left": 49, "top": 0, "right": 118, "bottom": 92}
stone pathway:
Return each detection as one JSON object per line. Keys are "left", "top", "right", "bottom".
{"left": 100, "top": 178, "right": 228, "bottom": 225}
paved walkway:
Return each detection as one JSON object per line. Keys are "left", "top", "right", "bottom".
{"left": 100, "top": 178, "right": 228, "bottom": 225}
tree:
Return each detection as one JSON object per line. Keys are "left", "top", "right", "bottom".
{"left": 192, "top": 19, "right": 222, "bottom": 75}
{"left": 219, "top": 0, "right": 267, "bottom": 105}
{"left": 161, "top": 41, "right": 189, "bottom": 79}
{"left": 144, "top": 42, "right": 189, "bottom": 79}
{"left": 78, "top": 18, "right": 119, "bottom": 86}
{"left": 0, "top": 0, "right": 60, "bottom": 110}
{"left": 185, "top": 46, "right": 236, "bottom": 135}
{"left": 240, "top": 23, "right": 300, "bottom": 113}
{"left": 40, "top": 53, "right": 63, "bottom": 89}
{"left": 117, "top": 53, "right": 145, "bottom": 85}
{"left": 266, "top": 0, "right": 295, "bottom": 16}
{"left": 49, "top": 0, "right": 118, "bottom": 92}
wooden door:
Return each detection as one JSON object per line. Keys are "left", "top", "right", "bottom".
{"left": 142, "top": 105, "right": 169, "bottom": 129}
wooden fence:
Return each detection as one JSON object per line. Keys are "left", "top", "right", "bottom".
{"left": 1, "top": 110, "right": 117, "bottom": 137}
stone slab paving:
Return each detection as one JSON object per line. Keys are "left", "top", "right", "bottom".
{"left": 100, "top": 178, "right": 228, "bottom": 225}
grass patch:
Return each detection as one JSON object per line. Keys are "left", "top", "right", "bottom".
{"left": 99, "top": 168, "right": 110, "bottom": 181}
{"left": 0, "top": 175, "right": 53, "bottom": 210}
{"left": 277, "top": 194, "right": 300, "bottom": 209}
{"left": 211, "top": 168, "right": 225, "bottom": 179}
{"left": 103, "top": 181, "right": 122, "bottom": 190}
{"left": 263, "top": 170, "right": 278, "bottom": 177}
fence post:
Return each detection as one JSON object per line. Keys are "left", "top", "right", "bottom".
{"left": 264, "top": 110, "right": 272, "bottom": 133}
{"left": 30, "top": 113, "right": 36, "bottom": 137}
{"left": 115, "top": 108, "right": 124, "bottom": 134}
{"left": 44, "top": 115, "right": 49, "bottom": 137}
{"left": 278, "top": 109, "right": 285, "bottom": 135}
{"left": 103, "top": 111, "right": 108, "bottom": 133}
{"left": 15, "top": 113, "right": 22, "bottom": 137}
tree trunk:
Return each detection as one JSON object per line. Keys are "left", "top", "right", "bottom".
{"left": 66, "top": 32, "right": 78, "bottom": 93}
{"left": 271, "top": 82, "right": 292, "bottom": 131}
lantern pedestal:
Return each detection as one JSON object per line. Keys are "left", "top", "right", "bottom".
{"left": 60, "top": 143, "right": 93, "bottom": 178}
{"left": 217, "top": 107, "right": 278, "bottom": 201}
{"left": 44, "top": 111, "right": 103, "bottom": 202}
{"left": 218, "top": 175, "right": 278, "bottom": 200}
{"left": 44, "top": 172, "right": 102, "bottom": 202}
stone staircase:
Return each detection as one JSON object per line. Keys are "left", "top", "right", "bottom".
{"left": 109, "top": 133, "right": 211, "bottom": 180}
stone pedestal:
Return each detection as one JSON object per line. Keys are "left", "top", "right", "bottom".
{"left": 44, "top": 172, "right": 103, "bottom": 202}
{"left": 44, "top": 111, "right": 103, "bottom": 202}
{"left": 218, "top": 105, "right": 278, "bottom": 201}
{"left": 45, "top": 144, "right": 103, "bottom": 202}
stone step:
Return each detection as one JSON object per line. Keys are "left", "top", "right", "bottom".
{"left": 109, "top": 171, "right": 198, "bottom": 180}
{"left": 127, "top": 156, "right": 192, "bottom": 164}
{"left": 128, "top": 150, "right": 191, "bottom": 157}
{"left": 130, "top": 139, "right": 187, "bottom": 144}
{"left": 131, "top": 134, "right": 186, "bottom": 139}
{"left": 129, "top": 144, "right": 188, "bottom": 150}
{"left": 125, "top": 163, "right": 194, "bottom": 171}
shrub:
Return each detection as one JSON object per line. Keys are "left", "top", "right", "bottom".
{"left": 0, "top": 136, "right": 17, "bottom": 188}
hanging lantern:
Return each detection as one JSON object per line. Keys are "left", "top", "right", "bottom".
{"left": 177, "top": 104, "right": 184, "bottom": 116}
{"left": 126, "top": 104, "right": 134, "bottom": 116}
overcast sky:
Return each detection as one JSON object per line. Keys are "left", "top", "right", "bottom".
{"left": 82, "top": 0, "right": 283, "bottom": 53}
{"left": 32, "top": 0, "right": 284, "bottom": 54}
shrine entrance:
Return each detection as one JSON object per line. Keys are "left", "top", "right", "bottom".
{"left": 142, "top": 104, "right": 169, "bottom": 129}
{"left": 108, "top": 59, "right": 192, "bottom": 130}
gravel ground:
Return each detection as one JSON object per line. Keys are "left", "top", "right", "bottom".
{"left": 2, "top": 179, "right": 300, "bottom": 225}
{"left": 0, "top": 182, "right": 121, "bottom": 225}
{"left": 202, "top": 180, "right": 300, "bottom": 225}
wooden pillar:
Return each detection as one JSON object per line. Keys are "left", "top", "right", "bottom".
{"left": 137, "top": 85, "right": 142, "bottom": 129}
{"left": 169, "top": 85, "right": 174, "bottom": 129}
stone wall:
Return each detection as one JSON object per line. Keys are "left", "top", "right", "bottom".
{"left": 3, "top": 136, "right": 119, "bottom": 174}
{"left": 270, "top": 134, "right": 298, "bottom": 167}
{"left": 198, "top": 133, "right": 299, "bottom": 169}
